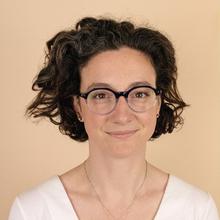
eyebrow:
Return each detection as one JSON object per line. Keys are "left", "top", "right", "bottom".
{"left": 85, "top": 81, "right": 154, "bottom": 92}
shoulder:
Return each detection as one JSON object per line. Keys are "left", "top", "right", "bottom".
{"left": 17, "top": 176, "right": 62, "bottom": 207}
{"left": 158, "top": 175, "right": 219, "bottom": 219}
{"left": 167, "top": 175, "right": 210, "bottom": 201}
{"left": 8, "top": 176, "right": 76, "bottom": 220}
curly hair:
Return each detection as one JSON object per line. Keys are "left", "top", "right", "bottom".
{"left": 26, "top": 16, "right": 189, "bottom": 142}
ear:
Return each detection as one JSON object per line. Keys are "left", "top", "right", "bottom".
{"left": 156, "top": 95, "right": 161, "bottom": 115}
{"left": 73, "top": 96, "right": 83, "bottom": 119}
{"left": 73, "top": 96, "right": 80, "bottom": 111}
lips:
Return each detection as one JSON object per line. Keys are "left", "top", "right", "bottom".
{"left": 105, "top": 130, "right": 138, "bottom": 139}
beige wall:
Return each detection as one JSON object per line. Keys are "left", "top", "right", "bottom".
{"left": 1, "top": 0, "right": 220, "bottom": 219}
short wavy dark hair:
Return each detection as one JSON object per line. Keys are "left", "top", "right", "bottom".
{"left": 26, "top": 16, "right": 189, "bottom": 142}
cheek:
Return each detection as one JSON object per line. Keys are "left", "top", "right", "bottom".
{"left": 141, "top": 114, "right": 157, "bottom": 129}
{"left": 81, "top": 109, "right": 104, "bottom": 139}
{"left": 139, "top": 111, "right": 158, "bottom": 139}
{"left": 79, "top": 99, "right": 106, "bottom": 139}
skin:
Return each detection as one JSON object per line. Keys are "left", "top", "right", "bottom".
{"left": 60, "top": 47, "right": 169, "bottom": 220}
{"left": 76, "top": 47, "right": 160, "bottom": 158}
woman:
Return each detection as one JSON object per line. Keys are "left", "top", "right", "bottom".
{"left": 9, "top": 17, "right": 219, "bottom": 220}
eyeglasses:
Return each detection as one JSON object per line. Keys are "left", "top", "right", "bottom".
{"left": 78, "top": 85, "right": 161, "bottom": 115}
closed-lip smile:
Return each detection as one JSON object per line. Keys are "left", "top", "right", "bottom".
{"left": 105, "top": 130, "right": 138, "bottom": 139}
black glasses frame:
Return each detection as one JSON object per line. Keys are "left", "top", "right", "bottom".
{"left": 79, "top": 85, "right": 161, "bottom": 101}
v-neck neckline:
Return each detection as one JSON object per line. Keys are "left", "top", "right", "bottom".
{"left": 56, "top": 174, "right": 173, "bottom": 220}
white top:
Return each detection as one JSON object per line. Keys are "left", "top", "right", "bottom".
{"left": 8, "top": 175, "right": 219, "bottom": 220}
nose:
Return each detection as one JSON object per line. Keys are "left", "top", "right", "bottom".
{"left": 110, "top": 96, "right": 134, "bottom": 124}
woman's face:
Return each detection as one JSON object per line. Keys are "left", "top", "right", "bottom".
{"left": 74, "top": 47, "right": 161, "bottom": 158}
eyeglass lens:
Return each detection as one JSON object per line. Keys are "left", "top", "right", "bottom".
{"left": 86, "top": 87, "right": 158, "bottom": 114}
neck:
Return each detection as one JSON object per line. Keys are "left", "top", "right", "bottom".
{"left": 84, "top": 153, "right": 147, "bottom": 202}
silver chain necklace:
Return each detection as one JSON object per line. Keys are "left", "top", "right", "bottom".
{"left": 83, "top": 160, "right": 148, "bottom": 220}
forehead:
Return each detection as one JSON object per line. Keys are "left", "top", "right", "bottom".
{"left": 80, "top": 47, "right": 156, "bottom": 91}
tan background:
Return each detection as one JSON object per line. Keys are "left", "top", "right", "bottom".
{"left": 1, "top": 0, "right": 220, "bottom": 219}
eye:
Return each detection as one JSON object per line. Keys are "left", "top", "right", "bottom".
{"left": 134, "top": 91, "right": 149, "bottom": 98}
{"left": 128, "top": 87, "right": 154, "bottom": 101}
{"left": 93, "top": 93, "right": 107, "bottom": 99}
{"left": 89, "top": 90, "right": 114, "bottom": 101}
{"left": 131, "top": 90, "right": 151, "bottom": 99}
